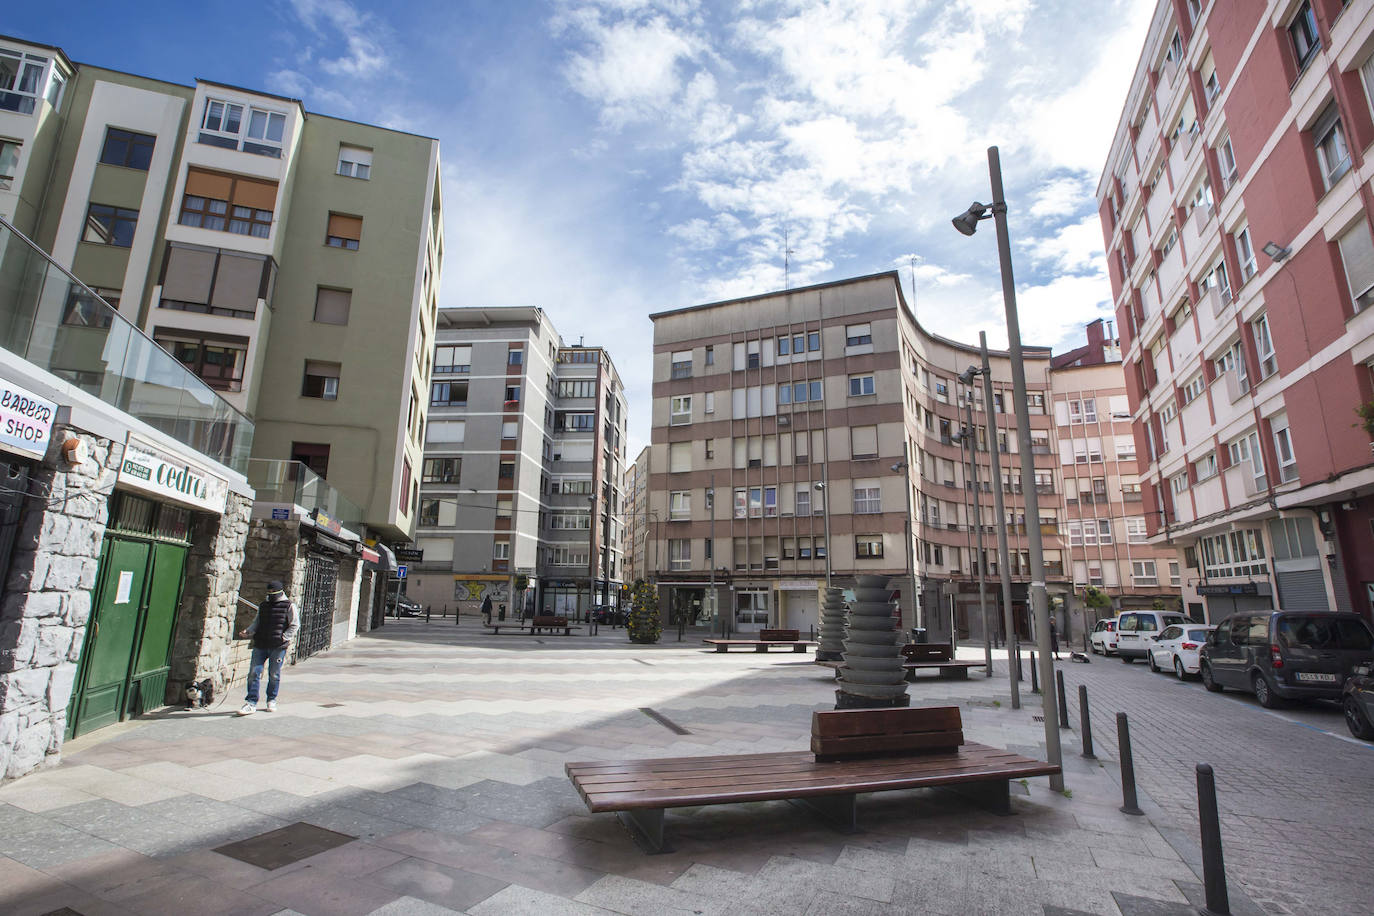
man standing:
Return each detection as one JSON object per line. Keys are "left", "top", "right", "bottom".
{"left": 237, "top": 580, "right": 298, "bottom": 715}
{"left": 1049, "top": 615, "right": 1061, "bottom": 660}
{"left": 480, "top": 593, "right": 493, "bottom": 625}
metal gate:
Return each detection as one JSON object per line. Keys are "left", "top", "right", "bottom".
{"left": 296, "top": 553, "right": 338, "bottom": 660}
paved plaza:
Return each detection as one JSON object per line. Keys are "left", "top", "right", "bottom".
{"left": 0, "top": 620, "right": 1336, "bottom": 915}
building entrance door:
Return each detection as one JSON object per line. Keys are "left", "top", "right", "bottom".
{"left": 784, "top": 591, "right": 818, "bottom": 633}
{"left": 296, "top": 552, "right": 339, "bottom": 660}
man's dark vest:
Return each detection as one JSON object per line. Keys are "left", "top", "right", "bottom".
{"left": 254, "top": 595, "right": 292, "bottom": 649}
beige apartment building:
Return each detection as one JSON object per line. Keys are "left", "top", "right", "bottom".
{"left": 647, "top": 271, "right": 1072, "bottom": 642}
{"left": 624, "top": 445, "right": 651, "bottom": 583}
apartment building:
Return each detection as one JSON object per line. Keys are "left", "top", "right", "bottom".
{"left": 648, "top": 271, "right": 1068, "bottom": 642}
{"left": 1097, "top": 1, "right": 1374, "bottom": 622}
{"left": 1051, "top": 321, "right": 1181, "bottom": 634}
{"left": 624, "top": 445, "right": 651, "bottom": 583}
{"left": 1, "top": 34, "right": 442, "bottom": 544}
{"left": 403, "top": 308, "right": 628, "bottom": 617}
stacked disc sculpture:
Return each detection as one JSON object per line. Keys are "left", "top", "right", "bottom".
{"left": 816, "top": 586, "right": 847, "bottom": 662}
{"left": 835, "top": 574, "right": 910, "bottom": 709}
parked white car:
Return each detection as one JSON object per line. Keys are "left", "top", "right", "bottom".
{"left": 1147, "top": 623, "right": 1216, "bottom": 678}
{"left": 1089, "top": 619, "right": 1118, "bottom": 656}
{"left": 1116, "top": 610, "right": 1189, "bottom": 661}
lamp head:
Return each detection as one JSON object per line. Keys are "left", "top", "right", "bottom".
{"left": 890, "top": 462, "right": 907, "bottom": 473}
{"left": 952, "top": 202, "right": 990, "bottom": 236}
{"left": 813, "top": 481, "right": 825, "bottom": 490}
{"left": 1262, "top": 241, "right": 1291, "bottom": 262}
{"left": 958, "top": 365, "right": 980, "bottom": 385}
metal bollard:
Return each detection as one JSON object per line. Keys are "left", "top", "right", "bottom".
{"left": 1196, "top": 763, "right": 1230, "bottom": 915}
{"left": 1030, "top": 651, "right": 1040, "bottom": 694}
{"left": 1116, "top": 712, "right": 1143, "bottom": 815}
{"left": 425, "top": 605, "right": 431, "bottom": 623}
{"left": 1056, "top": 670, "right": 1070, "bottom": 730}
{"left": 1078, "top": 685, "right": 1095, "bottom": 759}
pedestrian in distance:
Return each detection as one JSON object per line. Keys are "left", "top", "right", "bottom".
{"left": 237, "top": 580, "right": 298, "bottom": 715}
{"left": 480, "top": 594, "right": 493, "bottom": 625}
{"left": 1050, "top": 615, "right": 1061, "bottom": 660}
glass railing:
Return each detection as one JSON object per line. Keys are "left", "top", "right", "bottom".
{"left": 245, "top": 459, "right": 363, "bottom": 533}
{"left": 0, "top": 215, "right": 253, "bottom": 471}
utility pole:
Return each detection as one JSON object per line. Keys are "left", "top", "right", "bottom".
{"left": 981, "top": 333, "right": 1020, "bottom": 709}
{"left": 964, "top": 384, "right": 992, "bottom": 678}
{"left": 708, "top": 473, "right": 718, "bottom": 638}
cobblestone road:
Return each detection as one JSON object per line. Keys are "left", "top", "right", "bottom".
{"left": 1055, "top": 650, "right": 1374, "bottom": 916}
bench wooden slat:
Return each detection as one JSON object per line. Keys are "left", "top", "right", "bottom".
{"left": 759, "top": 629, "right": 800, "bottom": 641}
{"left": 812, "top": 706, "right": 961, "bottom": 737}
{"left": 567, "top": 744, "right": 1058, "bottom": 812}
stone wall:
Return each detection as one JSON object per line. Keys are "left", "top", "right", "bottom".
{"left": 0, "top": 429, "right": 119, "bottom": 780}
{"left": 236, "top": 519, "right": 308, "bottom": 675}
{"left": 166, "top": 491, "right": 253, "bottom": 704}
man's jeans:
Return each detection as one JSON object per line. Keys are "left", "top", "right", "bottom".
{"left": 245, "top": 646, "right": 287, "bottom": 704}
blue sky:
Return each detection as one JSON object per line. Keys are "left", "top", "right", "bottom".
{"left": 10, "top": 0, "right": 1156, "bottom": 455}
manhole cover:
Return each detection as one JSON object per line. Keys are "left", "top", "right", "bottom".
{"left": 213, "top": 822, "right": 356, "bottom": 870}
{"left": 1032, "top": 715, "right": 1045, "bottom": 722}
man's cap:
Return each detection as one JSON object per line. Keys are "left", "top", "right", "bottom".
{"left": 267, "top": 580, "right": 285, "bottom": 592}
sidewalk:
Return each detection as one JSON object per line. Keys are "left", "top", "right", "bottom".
{"left": 0, "top": 623, "right": 1259, "bottom": 915}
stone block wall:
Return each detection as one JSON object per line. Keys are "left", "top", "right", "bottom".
{"left": 167, "top": 491, "right": 253, "bottom": 704}
{"left": 0, "top": 429, "right": 119, "bottom": 780}
{"left": 232, "top": 519, "right": 308, "bottom": 677}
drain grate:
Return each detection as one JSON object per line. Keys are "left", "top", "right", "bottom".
{"left": 213, "top": 822, "right": 356, "bottom": 870}
{"left": 639, "top": 707, "right": 691, "bottom": 735}
{"left": 1032, "top": 715, "right": 1045, "bottom": 722}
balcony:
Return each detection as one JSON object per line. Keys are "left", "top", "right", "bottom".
{"left": 1145, "top": 183, "right": 1173, "bottom": 236}
{"left": 0, "top": 215, "right": 253, "bottom": 471}
{"left": 1223, "top": 462, "right": 1266, "bottom": 504}
{"left": 1134, "top": 115, "right": 1158, "bottom": 177}
{"left": 1181, "top": 202, "right": 1214, "bottom": 264}
{"left": 1166, "top": 124, "right": 1197, "bottom": 184}
{"left": 247, "top": 459, "right": 363, "bottom": 532}
{"left": 1157, "top": 239, "right": 1185, "bottom": 300}
{"left": 1223, "top": 366, "right": 1250, "bottom": 405}
{"left": 1193, "top": 474, "right": 1225, "bottom": 517}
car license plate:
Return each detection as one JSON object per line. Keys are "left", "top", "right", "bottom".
{"left": 1294, "top": 672, "right": 1338, "bottom": 683}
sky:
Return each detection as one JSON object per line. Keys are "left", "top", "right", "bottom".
{"left": 9, "top": 0, "right": 1158, "bottom": 457}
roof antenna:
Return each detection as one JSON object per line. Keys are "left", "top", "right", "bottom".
{"left": 909, "top": 254, "right": 922, "bottom": 316}
{"left": 783, "top": 224, "right": 795, "bottom": 290}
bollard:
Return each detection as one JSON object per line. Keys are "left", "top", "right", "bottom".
{"left": 1195, "top": 763, "right": 1230, "bottom": 915}
{"left": 425, "top": 605, "right": 431, "bottom": 623}
{"left": 1030, "top": 651, "right": 1040, "bottom": 694}
{"left": 1078, "top": 685, "right": 1095, "bottom": 759}
{"left": 1055, "top": 670, "right": 1070, "bottom": 730}
{"left": 1116, "top": 712, "right": 1143, "bottom": 815}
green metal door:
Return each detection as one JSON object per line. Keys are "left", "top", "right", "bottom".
{"left": 126, "top": 541, "right": 187, "bottom": 717}
{"left": 71, "top": 538, "right": 151, "bottom": 736}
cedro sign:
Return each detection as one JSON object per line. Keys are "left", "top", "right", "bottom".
{"left": 118, "top": 433, "right": 229, "bottom": 514}
{"left": 0, "top": 379, "right": 56, "bottom": 459}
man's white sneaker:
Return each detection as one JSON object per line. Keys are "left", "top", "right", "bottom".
{"left": 237, "top": 703, "right": 256, "bottom": 716}
{"left": 266, "top": 701, "right": 278, "bottom": 713}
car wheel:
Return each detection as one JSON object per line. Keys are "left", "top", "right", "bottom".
{"left": 1174, "top": 657, "right": 1187, "bottom": 680}
{"left": 1147, "top": 653, "right": 1158, "bottom": 672}
{"left": 1201, "top": 664, "right": 1223, "bottom": 692}
{"left": 1343, "top": 697, "right": 1374, "bottom": 740}
{"left": 1253, "top": 672, "right": 1282, "bottom": 708}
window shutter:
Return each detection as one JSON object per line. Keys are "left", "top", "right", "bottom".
{"left": 305, "top": 360, "right": 340, "bottom": 379}
{"left": 1338, "top": 220, "right": 1374, "bottom": 307}
{"left": 185, "top": 167, "right": 232, "bottom": 199}
{"left": 161, "top": 244, "right": 216, "bottom": 304}
{"left": 327, "top": 212, "right": 362, "bottom": 241}
{"left": 851, "top": 425, "right": 878, "bottom": 458}
{"left": 314, "top": 288, "right": 351, "bottom": 325}
{"left": 231, "top": 176, "right": 278, "bottom": 211}
{"left": 210, "top": 252, "right": 265, "bottom": 311}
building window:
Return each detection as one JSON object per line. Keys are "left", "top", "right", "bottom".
{"left": 1126, "top": 517, "right": 1147, "bottom": 543}
{"left": 0, "top": 49, "right": 51, "bottom": 114}
{"left": 499, "top": 460, "right": 515, "bottom": 479}
{"left": 508, "top": 347, "right": 523, "bottom": 365}
{"left": 669, "top": 490, "right": 691, "bottom": 520}
{"left": 313, "top": 287, "right": 351, "bottom": 325}
{"left": 671, "top": 350, "right": 692, "bottom": 378}
{"left": 423, "top": 458, "right": 460, "bottom": 483}
{"left": 493, "top": 541, "right": 510, "bottom": 560}
{"left": 669, "top": 539, "right": 691, "bottom": 571}
{"left": 419, "top": 499, "right": 440, "bottom": 527}
{"left": 704, "top": 345, "right": 714, "bottom": 365}
{"left": 1337, "top": 220, "right": 1374, "bottom": 313}
{"left": 82, "top": 203, "right": 138, "bottom": 247}
{"left": 1312, "top": 104, "right": 1350, "bottom": 190}
{"left": 99, "top": 128, "right": 155, "bottom": 170}
{"left": 845, "top": 323, "right": 872, "bottom": 347}
{"left": 1252, "top": 314, "right": 1276, "bottom": 378}
{"left": 337, "top": 144, "right": 372, "bottom": 179}
{"left": 430, "top": 380, "right": 468, "bottom": 406}
{"left": 1181, "top": 373, "right": 1206, "bottom": 405}
{"left": 1200, "top": 528, "right": 1267, "bottom": 578}
{"left": 1132, "top": 560, "right": 1158, "bottom": 585}
{"left": 1273, "top": 420, "right": 1298, "bottom": 482}
{"left": 62, "top": 287, "right": 116, "bottom": 328}
{"left": 157, "top": 333, "right": 247, "bottom": 392}
{"left": 1194, "top": 452, "right": 1218, "bottom": 481}
{"left": 0, "top": 139, "right": 18, "bottom": 189}
{"left": 435, "top": 345, "right": 471, "bottom": 373}
{"left": 325, "top": 212, "right": 362, "bottom": 250}
{"left": 1218, "top": 136, "right": 1237, "bottom": 190}
{"left": 302, "top": 360, "right": 340, "bottom": 399}
{"left": 851, "top": 425, "right": 878, "bottom": 460}
{"left": 1170, "top": 472, "right": 1188, "bottom": 495}
{"left": 291, "top": 442, "right": 330, "bottom": 478}
{"left": 670, "top": 395, "right": 692, "bottom": 425}
{"left": 502, "top": 421, "right": 517, "bottom": 440}
{"left": 1288, "top": 1, "right": 1320, "bottom": 73}
{"left": 855, "top": 535, "right": 884, "bottom": 558}
{"left": 1236, "top": 226, "right": 1256, "bottom": 281}
{"left": 854, "top": 485, "right": 881, "bottom": 514}
{"left": 848, "top": 374, "right": 875, "bottom": 396}
{"left": 504, "top": 384, "right": 521, "bottom": 405}
{"left": 179, "top": 168, "right": 276, "bottom": 237}
{"left": 200, "top": 98, "right": 286, "bottom": 156}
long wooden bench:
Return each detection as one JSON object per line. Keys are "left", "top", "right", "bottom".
{"left": 531, "top": 615, "right": 581, "bottom": 635}
{"left": 703, "top": 628, "right": 815, "bottom": 653}
{"left": 565, "top": 706, "right": 1059, "bottom": 853}
{"left": 901, "top": 642, "right": 985, "bottom": 680}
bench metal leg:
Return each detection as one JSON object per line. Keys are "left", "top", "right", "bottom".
{"left": 790, "top": 792, "right": 858, "bottom": 832}
{"left": 755, "top": 644, "right": 768, "bottom": 652}
{"left": 792, "top": 644, "right": 806, "bottom": 652}
{"left": 617, "top": 808, "right": 668, "bottom": 853}
{"left": 715, "top": 643, "right": 728, "bottom": 653}
{"left": 947, "top": 779, "right": 1012, "bottom": 816}
{"left": 939, "top": 667, "right": 970, "bottom": 680}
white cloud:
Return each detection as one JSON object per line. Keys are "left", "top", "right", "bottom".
{"left": 1029, "top": 176, "right": 1096, "bottom": 221}
{"left": 266, "top": 0, "right": 395, "bottom": 117}
{"left": 1026, "top": 215, "right": 1110, "bottom": 275}
{"left": 564, "top": 16, "right": 701, "bottom": 124}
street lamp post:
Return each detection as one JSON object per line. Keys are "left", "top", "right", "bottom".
{"left": 815, "top": 473, "right": 832, "bottom": 590}
{"left": 979, "top": 332, "right": 1020, "bottom": 710}
{"left": 708, "top": 474, "right": 718, "bottom": 638}
{"left": 891, "top": 458, "right": 920, "bottom": 636}
{"left": 956, "top": 379, "right": 992, "bottom": 679}
{"left": 952, "top": 146, "right": 1063, "bottom": 787}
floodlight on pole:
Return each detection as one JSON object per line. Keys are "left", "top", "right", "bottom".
{"left": 1262, "top": 241, "right": 1291, "bottom": 262}
{"left": 951, "top": 145, "right": 1063, "bottom": 789}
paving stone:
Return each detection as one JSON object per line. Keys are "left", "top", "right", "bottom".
{"left": 466, "top": 884, "right": 618, "bottom": 916}
{"left": 252, "top": 866, "right": 403, "bottom": 916}
{"left": 368, "top": 856, "right": 508, "bottom": 911}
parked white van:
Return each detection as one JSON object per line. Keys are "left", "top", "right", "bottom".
{"left": 1116, "top": 609, "right": 1189, "bottom": 662}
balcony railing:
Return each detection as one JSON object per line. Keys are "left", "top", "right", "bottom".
{"left": 0, "top": 214, "right": 253, "bottom": 470}
{"left": 246, "top": 459, "right": 363, "bottom": 532}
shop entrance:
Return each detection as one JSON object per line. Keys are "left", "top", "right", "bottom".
{"left": 69, "top": 494, "right": 190, "bottom": 738}
{"left": 296, "top": 552, "right": 339, "bottom": 660}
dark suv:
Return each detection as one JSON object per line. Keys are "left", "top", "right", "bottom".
{"left": 1200, "top": 611, "right": 1374, "bottom": 708}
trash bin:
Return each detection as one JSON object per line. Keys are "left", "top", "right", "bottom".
{"left": 498, "top": 604, "right": 506, "bottom": 621}
{"left": 911, "top": 627, "right": 928, "bottom": 644}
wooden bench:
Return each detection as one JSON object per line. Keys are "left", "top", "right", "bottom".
{"left": 566, "top": 706, "right": 1059, "bottom": 853}
{"left": 531, "top": 615, "right": 581, "bottom": 635}
{"left": 702, "top": 629, "right": 815, "bottom": 653}
{"left": 900, "top": 642, "right": 985, "bottom": 680}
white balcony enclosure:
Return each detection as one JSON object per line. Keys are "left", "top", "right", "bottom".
{"left": 1146, "top": 182, "right": 1174, "bottom": 236}
{"left": 1192, "top": 474, "right": 1225, "bottom": 518}
{"left": 1157, "top": 239, "right": 1185, "bottom": 301}
{"left": 1181, "top": 203, "right": 1214, "bottom": 265}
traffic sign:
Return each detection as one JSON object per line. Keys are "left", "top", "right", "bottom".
{"left": 396, "top": 564, "right": 408, "bottom": 579}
